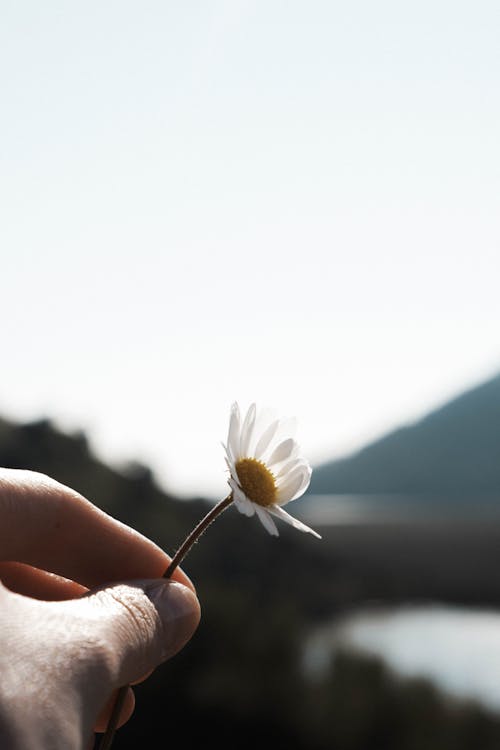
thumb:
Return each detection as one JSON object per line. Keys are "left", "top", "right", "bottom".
{"left": 0, "top": 579, "right": 200, "bottom": 746}
{"left": 81, "top": 579, "right": 201, "bottom": 688}
{"left": 81, "top": 579, "right": 200, "bottom": 734}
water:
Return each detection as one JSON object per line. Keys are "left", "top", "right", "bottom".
{"left": 301, "top": 493, "right": 500, "bottom": 525}
{"left": 305, "top": 606, "right": 500, "bottom": 713}
{"left": 300, "top": 493, "right": 500, "bottom": 713}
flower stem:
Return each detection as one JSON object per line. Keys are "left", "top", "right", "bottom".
{"left": 97, "top": 493, "right": 234, "bottom": 750}
{"left": 163, "top": 493, "right": 233, "bottom": 578}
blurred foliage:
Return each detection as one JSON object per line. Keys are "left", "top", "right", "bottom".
{"left": 2, "top": 414, "right": 500, "bottom": 749}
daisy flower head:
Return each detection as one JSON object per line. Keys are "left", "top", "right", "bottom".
{"left": 223, "top": 402, "right": 321, "bottom": 539}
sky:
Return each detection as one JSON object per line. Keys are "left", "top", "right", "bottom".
{"left": 1, "top": 1, "right": 499, "bottom": 499}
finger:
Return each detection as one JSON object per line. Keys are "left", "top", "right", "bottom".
{"left": 0, "top": 469, "right": 193, "bottom": 590}
{"left": 73, "top": 579, "right": 201, "bottom": 686}
{"left": 43, "top": 578, "right": 200, "bottom": 732}
{"left": 95, "top": 580, "right": 201, "bottom": 680}
{"left": 94, "top": 687, "right": 135, "bottom": 732}
{"left": 0, "top": 561, "right": 87, "bottom": 600}
{"left": 0, "top": 578, "right": 200, "bottom": 742}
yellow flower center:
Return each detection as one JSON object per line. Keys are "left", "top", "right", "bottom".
{"left": 235, "top": 457, "right": 277, "bottom": 507}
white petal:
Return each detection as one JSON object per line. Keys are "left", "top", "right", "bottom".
{"left": 240, "top": 403, "right": 257, "bottom": 457}
{"left": 227, "top": 403, "right": 241, "bottom": 461}
{"left": 222, "top": 441, "right": 233, "bottom": 463}
{"left": 254, "top": 505, "right": 279, "bottom": 536}
{"left": 272, "top": 415, "right": 298, "bottom": 443}
{"left": 254, "top": 419, "right": 280, "bottom": 459}
{"left": 269, "top": 505, "right": 321, "bottom": 539}
{"left": 275, "top": 457, "right": 303, "bottom": 482}
{"left": 228, "top": 475, "right": 240, "bottom": 492}
{"left": 276, "top": 471, "right": 304, "bottom": 504}
{"left": 276, "top": 466, "right": 311, "bottom": 504}
{"left": 229, "top": 478, "right": 255, "bottom": 517}
{"left": 267, "top": 438, "right": 298, "bottom": 467}
{"left": 235, "top": 495, "right": 256, "bottom": 517}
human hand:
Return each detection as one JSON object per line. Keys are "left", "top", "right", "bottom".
{"left": 0, "top": 469, "right": 201, "bottom": 750}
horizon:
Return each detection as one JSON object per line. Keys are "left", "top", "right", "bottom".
{"left": 2, "top": 364, "right": 498, "bottom": 500}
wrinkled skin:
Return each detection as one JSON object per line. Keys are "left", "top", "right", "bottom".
{"left": 0, "top": 469, "right": 200, "bottom": 750}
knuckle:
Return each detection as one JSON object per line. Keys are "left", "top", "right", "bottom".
{"left": 95, "top": 584, "right": 163, "bottom": 666}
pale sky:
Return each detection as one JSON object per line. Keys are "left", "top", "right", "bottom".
{"left": 1, "top": 1, "right": 499, "bottom": 499}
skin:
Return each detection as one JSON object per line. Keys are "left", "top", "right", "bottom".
{"left": 0, "top": 469, "right": 201, "bottom": 750}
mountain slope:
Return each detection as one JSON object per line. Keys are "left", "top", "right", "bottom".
{"left": 309, "top": 373, "right": 500, "bottom": 495}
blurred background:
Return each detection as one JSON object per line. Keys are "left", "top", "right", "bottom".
{"left": 1, "top": 1, "right": 500, "bottom": 748}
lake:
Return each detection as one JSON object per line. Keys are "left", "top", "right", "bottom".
{"left": 305, "top": 605, "right": 500, "bottom": 714}
{"left": 300, "top": 493, "right": 500, "bottom": 526}
{"left": 300, "top": 494, "right": 500, "bottom": 714}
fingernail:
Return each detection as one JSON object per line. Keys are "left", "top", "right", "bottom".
{"left": 145, "top": 580, "right": 201, "bottom": 660}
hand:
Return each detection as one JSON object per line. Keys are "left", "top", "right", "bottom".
{"left": 0, "top": 469, "right": 201, "bottom": 750}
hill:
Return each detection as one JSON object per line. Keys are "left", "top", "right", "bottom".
{"left": 309, "top": 373, "right": 500, "bottom": 495}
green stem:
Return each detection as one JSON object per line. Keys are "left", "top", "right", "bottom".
{"left": 97, "top": 494, "right": 234, "bottom": 750}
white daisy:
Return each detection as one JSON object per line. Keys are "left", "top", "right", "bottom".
{"left": 223, "top": 402, "right": 321, "bottom": 539}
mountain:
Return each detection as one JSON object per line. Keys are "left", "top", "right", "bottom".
{"left": 309, "top": 373, "right": 500, "bottom": 496}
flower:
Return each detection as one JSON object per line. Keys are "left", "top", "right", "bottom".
{"left": 223, "top": 402, "right": 321, "bottom": 539}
